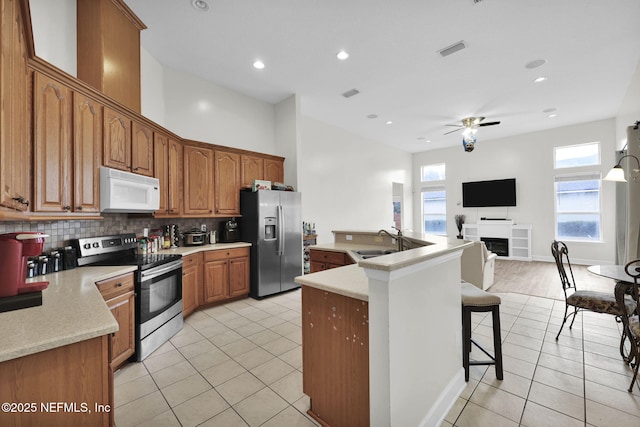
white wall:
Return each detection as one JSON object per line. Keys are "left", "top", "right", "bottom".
{"left": 140, "top": 48, "right": 166, "bottom": 127}
{"left": 274, "top": 95, "right": 300, "bottom": 188}
{"left": 28, "top": 0, "right": 76, "bottom": 76}
{"left": 161, "top": 67, "right": 276, "bottom": 155}
{"left": 298, "top": 116, "right": 413, "bottom": 244}
{"left": 413, "top": 119, "right": 618, "bottom": 264}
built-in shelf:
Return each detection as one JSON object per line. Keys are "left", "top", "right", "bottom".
{"left": 463, "top": 220, "right": 532, "bottom": 261}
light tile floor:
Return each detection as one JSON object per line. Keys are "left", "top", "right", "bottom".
{"left": 114, "top": 289, "right": 640, "bottom": 426}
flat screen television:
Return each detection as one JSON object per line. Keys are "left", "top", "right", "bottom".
{"left": 462, "top": 178, "right": 516, "bottom": 207}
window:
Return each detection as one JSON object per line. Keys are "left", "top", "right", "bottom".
{"left": 422, "top": 187, "right": 446, "bottom": 235}
{"left": 421, "top": 163, "right": 446, "bottom": 181}
{"left": 554, "top": 173, "right": 601, "bottom": 241}
{"left": 554, "top": 142, "right": 600, "bottom": 169}
{"left": 420, "top": 163, "right": 446, "bottom": 235}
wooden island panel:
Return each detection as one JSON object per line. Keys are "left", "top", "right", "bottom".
{"left": 302, "top": 285, "right": 369, "bottom": 427}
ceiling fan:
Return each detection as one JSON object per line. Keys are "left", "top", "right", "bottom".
{"left": 444, "top": 116, "right": 501, "bottom": 135}
{"left": 444, "top": 116, "right": 501, "bottom": 152}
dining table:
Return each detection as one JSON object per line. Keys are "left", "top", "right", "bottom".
{"left": 587, "top": 264, "right": 638, "bottom": 365}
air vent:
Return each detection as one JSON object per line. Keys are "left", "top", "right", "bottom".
{"left": 341, "top": 88, "right": 360, "bottom": 98}
{"left": 438, "top": 41, "right": 467, "bottom": 58}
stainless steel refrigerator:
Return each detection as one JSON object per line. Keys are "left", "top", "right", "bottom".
{"left": 240, "top": 190, "right": 302, "bottom": 298}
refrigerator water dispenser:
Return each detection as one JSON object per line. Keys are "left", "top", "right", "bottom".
{"left": 264, "top": 217, "right": 277, "bottom": 240}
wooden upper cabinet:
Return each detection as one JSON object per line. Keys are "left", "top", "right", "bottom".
{"left": 264, "top": 158, "right": 284, "bottom": 184}
{"left": 73, "top": 93, "right": 102, "bottom": 213}
{"left": 131, "top": 120, "right": 154, "bottom": 176}
{"left": 168, "top": 139, "right": 183, "bottom": 215}
{"left": 240, "top": 154, "right": 264, "bottom": 188}
{"left": 103, "top": 106, "right": 131, "bottom": 172}
{"left": 183, "top": 144, "right": 214, "bottom": 216}
{"left": 154, "top": 134, "right": 182, "bottom": 216}
{"left": 153, "top": 133, "right": 169, "bottom": 213}
{"left": 77, "top": 0, "right": 146, "bottom": 113}
{"left": 0, "top": 0, "right": 31, "bottom": 212}
{"left": 214, "top": 150, "right": 241, "bottom": 215}
{"left": 33, "top": 72, "right": 73, "bottom": 212}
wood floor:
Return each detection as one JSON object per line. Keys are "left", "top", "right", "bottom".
{"left": 488, "top": 259, "right": 616, "bottom": 300}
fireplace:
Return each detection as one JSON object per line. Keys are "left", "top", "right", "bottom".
{"left": 481, "top": 237, "right": 509, "bottom": 257}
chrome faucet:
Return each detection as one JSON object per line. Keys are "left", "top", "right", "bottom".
{"left": 377, "top": 228, "right": 412, "bottom": 251}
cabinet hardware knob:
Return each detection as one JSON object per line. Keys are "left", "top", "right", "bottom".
{"left": 209, "top": 210, "right": 213, "bottom": 213}
{"left": 116, "top": 283, "right": 122, "bottom": 287}
{"left": 134, "top": 167, "right": 139, "bottom": 171}
{"left": 63, "top": 206, "right": 71, "bottom": 211}
{"left": 23, "top": 199, "right": 29, "bottom": 206}
{"left": 77, "top": 206, "right": 83, "bottom": 211}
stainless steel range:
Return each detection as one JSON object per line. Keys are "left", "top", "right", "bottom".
{"left": 73, "top": 233, "right": 183, "bottom": 361}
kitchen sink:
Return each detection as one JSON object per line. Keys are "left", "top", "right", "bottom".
{"left": 353, "top": 249, "right": 398, "bottom": 259}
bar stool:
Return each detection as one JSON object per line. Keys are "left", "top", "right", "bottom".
{"left": 461, "top": 281, "right": 503, "bottom": 381}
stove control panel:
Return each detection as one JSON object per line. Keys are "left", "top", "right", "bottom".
{"left": 74, "top": 233, "right": 138, "bottom": 258}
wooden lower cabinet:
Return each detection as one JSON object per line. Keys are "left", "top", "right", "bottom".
{"left": 95, "top": 272, "right": 135, "bottom": 371}
{"left": 0, "top": 335, "right": 112, "bottom": 427}
{"left": 302, "top": 285, "right": 369, "bottom": 427}
{"left": 309, "top": 249, "right": 355, "bottom": 272}
{"left": 182, "top": 252, "right": 202, "bottom": 318}
{"left": 202, "top": 247, "right": 250, "bottom": 304}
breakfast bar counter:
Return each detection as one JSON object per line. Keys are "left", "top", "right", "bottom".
{"left": 295, "top": 230, "right": 472, "bottom": 427}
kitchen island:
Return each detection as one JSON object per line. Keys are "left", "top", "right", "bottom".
{"left": 296, "top": 231, "right": 472, "bottom": 427}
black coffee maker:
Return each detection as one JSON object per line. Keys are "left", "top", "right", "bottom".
{"left": 219, "top": 218, "right": 240, "bottom": 243}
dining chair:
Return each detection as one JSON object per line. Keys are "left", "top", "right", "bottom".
{"left": 623, "top": 259, "right": 640, "bottom": 392}
{"left": 552, "top": 240, "right": 636, "bottom": 340}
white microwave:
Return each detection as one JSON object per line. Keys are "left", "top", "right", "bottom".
{"left": 100, "top": 167, "right": 160, "bottom": 213}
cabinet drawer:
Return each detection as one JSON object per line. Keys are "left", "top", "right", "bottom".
{"left": 309, "top": 249, "right": 345, "bottom": 265}
{"left": 183, "top": 252, "right": 202, "bottom": 267}
{"left": 96, "top": 272, "right": 135, "bottom": 300}
{"left": 204, "top": 247, "right": 249, "bottom": 262}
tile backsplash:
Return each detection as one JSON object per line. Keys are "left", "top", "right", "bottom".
{"left": 0, "top": 215, "right": 231, "bottom": 251}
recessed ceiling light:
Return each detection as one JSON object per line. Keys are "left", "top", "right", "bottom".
{"left": 386, "top": 121, "right": 393, "bottom": 125}
{"left": 534, "top": 76, "right": 548, "bottom": 83}
{"left": 525, "top": 59, "right": 547, "bottom": 69}
{"left": 336, "top": 50, "right": 349, "bottom": 60}
{"left": 191, "top": 0, "right": 210, "bottom": 11}
{"left": 252, "top": 60, "right": 265, "bottom": 70}
{"left": 367, "top": 114, "right": 378, "bottom": 119}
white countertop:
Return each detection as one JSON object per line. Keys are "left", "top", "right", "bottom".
{"left": 157, "top": 241, "right": 251, "bottom": 256}
{"left": 0, "top": 242, "right": 252, "bottom": 363}
{"left": 1, "top": 265, "right": 136, "bottom": 362}
{"left": 297, "top": 231, "right": 472, "bottom": 300}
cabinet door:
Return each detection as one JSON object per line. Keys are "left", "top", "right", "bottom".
{"left": 33, "top": 72, "right": 72, "bottom": 212}
{"left": 131, "top": 120, "right": 154, "bottom": 176}
{"left": 103, "top": 107, "right": 131, "bottom": 171}
{"left": 229, "top": 256, "right": 250, "bottom": 297}
{"left": 106, "top": 290, "right": 135, "bottom": 370}
{"left": 183, "top": 144, "right": 214, "bottom": 216}
{"left": 214, "top": 150, "right": 241, "bottom": 215}
{"left": 182, "top": 264, "right": 200, "bottom": 318}
{"left": 264, "top": 158, "right": 284, "bottom": 184}
{"left": 73, "top": 93, "right": 102, "bottom": 213}
{"left": 240, "top": 155, "right": 264, "bottom": 188}
{"left": 153, "top": 133, "right": 169, "bottom": 214}
{"left": 0, "top": 0, "right": 30, "bottom": 212}
{"left": 167, "top": 139, "right": 183, "bottom": 215}
{"left": 203, "top": 259, "right": 228, "bottom": 303}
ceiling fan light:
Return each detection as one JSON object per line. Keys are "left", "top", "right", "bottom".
{"left": 603, "top": 165, "right": 627, "bottom": 182}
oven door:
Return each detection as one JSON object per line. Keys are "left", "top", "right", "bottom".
{"left": 138, "top": 259, "right": 183, "bottom": 325}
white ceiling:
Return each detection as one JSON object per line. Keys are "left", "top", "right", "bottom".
{"left": 125, "top": 0, "right": 640, "bottom": 153}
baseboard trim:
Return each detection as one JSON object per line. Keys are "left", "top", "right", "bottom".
{"left": 418, "top": 368, "right": 466, "bottom": 427}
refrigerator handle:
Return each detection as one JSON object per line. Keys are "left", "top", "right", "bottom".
{"left": 277, "top": 205, "right": 284, "bottom": 256}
